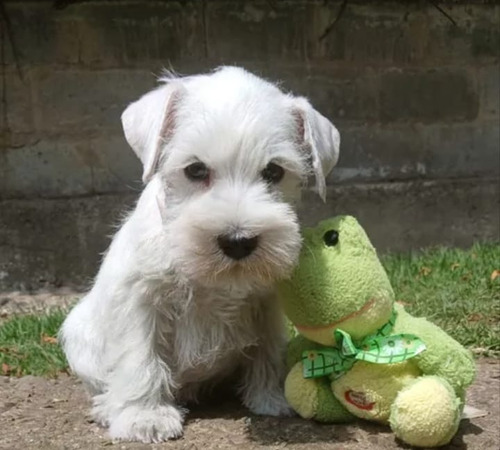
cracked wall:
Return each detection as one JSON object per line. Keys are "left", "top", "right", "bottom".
{"left": 0, "top": 0, "right": 499, "bottom": 290}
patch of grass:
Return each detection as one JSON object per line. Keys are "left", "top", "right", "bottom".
{"left": 0, "top": 309, "right": 68, "bottom": 377}
{"left": 382, "top": 242, "right": 500, "bottom": 356}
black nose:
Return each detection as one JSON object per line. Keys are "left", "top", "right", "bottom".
{"left": 217, "top": 235, "right": 259, "bottom": 260}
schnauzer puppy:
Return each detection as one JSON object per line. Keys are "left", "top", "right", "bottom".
{"left": 60, "top": 66, "right": 339, "bottom": 443}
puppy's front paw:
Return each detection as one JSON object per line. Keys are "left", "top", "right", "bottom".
{"left": 109, "top": 405, "right": 184, "bottom": 443}
{"left": 246, "top": 388, "right": 295, "bottom": 417}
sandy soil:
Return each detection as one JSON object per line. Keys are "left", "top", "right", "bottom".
{"left": 0, "top": 359, "right": 498, "bottom": 450}
{"left": 0, "top": 290, "right": 82, "bottom": 319}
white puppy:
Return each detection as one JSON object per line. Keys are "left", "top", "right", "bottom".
{"left": 60, "top": 66, "right": 339, "bottom": 443}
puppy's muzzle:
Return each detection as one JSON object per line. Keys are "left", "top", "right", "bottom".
{"left": 217, "top": 235, "right": 259, "bottom": 260}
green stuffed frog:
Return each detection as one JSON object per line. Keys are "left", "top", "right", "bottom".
{"left": 278, "top": 216, "right": 476, "bottom": 448}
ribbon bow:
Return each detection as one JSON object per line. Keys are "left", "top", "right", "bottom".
{"left": 302, "top": 310, "right": 426, "bottom": 380}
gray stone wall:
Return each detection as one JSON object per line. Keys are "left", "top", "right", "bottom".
{"left": 1, "top": 0, "right": 499, "bottom": 290}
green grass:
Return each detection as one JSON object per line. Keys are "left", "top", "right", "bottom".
{"left": 0, "top": 243, "right": 499, "bottom": 377}
{"left": 0, "top": 309, "right": 67, "bottom": 377}
{"left": 382, "top": 242, "right": 500, "bottom": 356}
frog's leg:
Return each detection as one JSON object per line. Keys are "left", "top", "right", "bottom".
{"left": 285, "top": 362, "right": 354, "bottom": 423}
{"left": 389, "top": 375, "right": 462, "bottom": 448}
{"left": 393, "top": 304, "right": 476, "bottom": 394}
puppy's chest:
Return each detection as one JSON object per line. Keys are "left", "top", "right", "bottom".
{"left": 159, "top": 292, "right": 262, "bottom": 383}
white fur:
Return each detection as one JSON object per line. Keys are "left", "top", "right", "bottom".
{"left": 60, "top": 66, "right": 340, "bottom": 443}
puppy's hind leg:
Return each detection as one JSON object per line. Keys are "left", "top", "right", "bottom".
{"left": 59, "top": 295, "right": 106, "bottom": 395}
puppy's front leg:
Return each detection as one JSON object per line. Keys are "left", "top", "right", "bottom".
{"left": 240, "top": 299, "right": 294, "bottom": 417}
{"left": 93, "top": 297, "right": 183, "bottom": 443}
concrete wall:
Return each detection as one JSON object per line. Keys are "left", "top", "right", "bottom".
{"left": 0, "top": 0, "right": 499, "bottom": 290}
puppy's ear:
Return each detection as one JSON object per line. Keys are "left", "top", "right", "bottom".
{"left": 292, "top": 98, "right": 340, "bottom": 202}
{"left": 121, "top": 83, "right": 183, "bottom": 184}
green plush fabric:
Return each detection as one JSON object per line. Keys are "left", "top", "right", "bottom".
{"left": 279, "top": 216, "right": 394, "bottom": 327}
{"left": 315, "top": 378, "right": 355, "bottom": 423}
{"left": 389, "top": 375, "right": 462, "bottom": 447}
{"left": 392, "top": 303, "right": 476, "bottom": 394}
{"left": 280, "top": 215, "right": 476, "bottom": 448}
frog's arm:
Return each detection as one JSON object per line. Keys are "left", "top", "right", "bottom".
{"left": 286, "top": 334, "right": 354, "bottom": 422}
{"left": 287, "top": 334, "right": 324, "bottom": 370}
{"left": 393, "top": 303, "right": 476, "bottom": 394}
{"left": 286, "top": 362, "right": 355, "bottom": 423}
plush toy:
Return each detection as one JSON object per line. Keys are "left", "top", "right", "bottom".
{"left": 278, "top": 216, "right": 476, "bottom": 448}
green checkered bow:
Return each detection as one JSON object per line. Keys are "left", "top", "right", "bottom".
{"left": 302, "top": 309, "right": 426, "bottom": 380}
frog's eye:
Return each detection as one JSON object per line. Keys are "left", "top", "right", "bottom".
{"left": 323, "top": 230, "right": 339, "bottom": 247}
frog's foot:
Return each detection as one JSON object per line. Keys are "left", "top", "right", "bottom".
{"left": 390, "top": 376, "right": 461, "bottom": 448}
{"left": 285, "top": 362, "right": 353, "bottom": 423}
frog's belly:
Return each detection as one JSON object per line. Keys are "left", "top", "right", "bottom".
{"left": 332, "top": 360, "right": 421, "bottom": 423}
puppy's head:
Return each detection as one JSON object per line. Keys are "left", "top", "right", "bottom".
{"left": 122, "top": 67, "right": 340, "bottom": 290}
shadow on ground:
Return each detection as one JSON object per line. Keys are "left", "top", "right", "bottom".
{"left": 188, "top": 394, "right": 487, "bottom": 449}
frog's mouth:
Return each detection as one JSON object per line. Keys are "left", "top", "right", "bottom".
{"left": 294, "top": 298, "right": 376, "bottom": 333}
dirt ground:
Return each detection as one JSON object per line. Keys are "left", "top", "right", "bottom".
{"left": 0, "top": 359, "right": 497, "bottom": 450}
{"left": 0, "top": 290, "right": 81, "bottom": 318}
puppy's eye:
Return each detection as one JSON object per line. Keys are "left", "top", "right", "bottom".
{"left": 184, "top": 162, "right": 210, "bottom": 182}
{"left": 261, "top": 162, "right": 284, "bottom": 184}
{"left": 323, "top": 230, "right": 339, "bottom": 247}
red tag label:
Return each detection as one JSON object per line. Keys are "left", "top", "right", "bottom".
{"left": 344, "top": 390, "right": 375, "bottom": 411}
